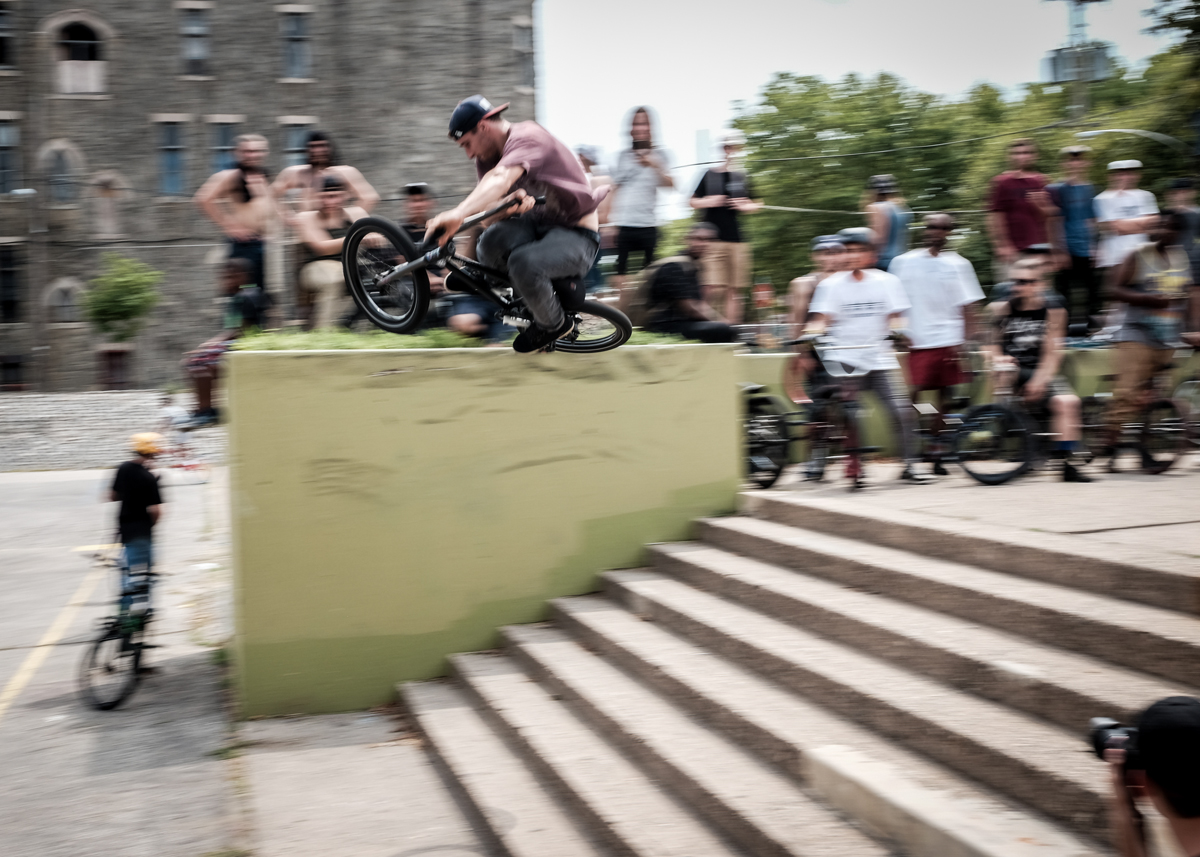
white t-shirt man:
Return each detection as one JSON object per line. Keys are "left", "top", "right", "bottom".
{"left": 1095, "top": 188, "right": 1158, "bottom": 268}
{"left": 888, "top": 248, "right": 984, "bottom": 349}
{"left": 809, "top": 268, "right": 910, "bottom": 372}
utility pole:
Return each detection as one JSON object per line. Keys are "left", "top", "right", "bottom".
{"left": 1045, "top": 0, "right": 1109, "bottom": 122}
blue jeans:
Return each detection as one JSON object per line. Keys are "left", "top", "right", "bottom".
{"left": 120, "top": 538, "right": 153, "bottom": 611}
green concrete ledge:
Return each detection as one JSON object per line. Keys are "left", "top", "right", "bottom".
{"left": 229, "top": 346, "right": 740, "bottom": 716}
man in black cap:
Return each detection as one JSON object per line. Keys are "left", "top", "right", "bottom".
{"left": 426, "top": 95, "right": 606, "bottom": 352}
{"left": 1107, "top": 696, "right": 1200, "bottom": 857}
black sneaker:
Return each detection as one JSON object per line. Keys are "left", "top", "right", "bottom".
{"left": 1063, "top": 461, "right": 1093, "bottom": 483}
{"left": 932, "top": 460, "right": 949, "bottom": 476}
{"left": 512, "top": 316, "right": 576, "bottom": 353}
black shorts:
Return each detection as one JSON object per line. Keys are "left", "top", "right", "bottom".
{"left": 615, "top": 226, "right": 658, "bottom": 276}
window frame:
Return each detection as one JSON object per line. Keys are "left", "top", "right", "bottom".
{"left": 210, "top": 122, "right": 239, "bottom": 173}
{"left": 0, "top": 245, "right": 22, "bottom": 323}
{"left": 281, "top": 123, "right": 312, "bottom": 168}
{"left": 281, "top": 12, "right": 312, "bottom": 80}
{"left": 158, "top": 122, "right": 186, "bottom": 196}
{"left": 0, "top": 120, "right": 20, "bottom": 194}
{"left": 0, "top": 7, "right": 16, "bottom": 69}
{"left": 180, "top": 7, "right": 211, "bottom": 77}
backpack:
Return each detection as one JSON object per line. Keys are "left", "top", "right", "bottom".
{"left": 626, "top": 255, "right": 693, "bottom": 328}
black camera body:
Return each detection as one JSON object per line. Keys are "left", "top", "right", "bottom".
{"left": 1090, "top": 717, "right": 1143, "bottom": 770}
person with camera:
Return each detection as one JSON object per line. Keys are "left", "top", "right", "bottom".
{"left": 1099, "top": 696, "right": 1200, "bottom": 857}
{"left": 194, "top": 134, "right": 276, "bottom": 291}
{"left": 611, "top": 107, "right": 673, "bottom": 306}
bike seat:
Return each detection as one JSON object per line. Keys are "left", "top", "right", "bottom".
{"left": 552, "top": 277, "right": 587, "bottom": 311}
{"left": 741, "top": 383, "right": 767, "bottom": 395}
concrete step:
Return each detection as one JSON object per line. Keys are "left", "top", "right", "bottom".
{"left": 451, "top": 651, "right": 743, "bottom": 857}
{"left": 501, "top": 623, "right": 892, "bottom": 857}
{"left": 602, "top": 569, "right": 1110, "bottom": 837}
{"left": 552, "top": 594, "right": 1104, "bottom": 857}
{"left": 697, "top": 515, "right": 1200, "bottom": 688}
{"left": 401, "top": 681, "right": 606, "bottom": 857}
{"left": 650, "top": 540, "right": 1194, "bottom": 735}
{"left": 742, "top": 492, "right": 1200, "bottom": 615}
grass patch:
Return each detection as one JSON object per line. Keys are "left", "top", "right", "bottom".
{"left": 233, "top": 327, "right": 688, "bottom": 351}
{"left": 211, "top": 646, "right": 229, "bottom": 667}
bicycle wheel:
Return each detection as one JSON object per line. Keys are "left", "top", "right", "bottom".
{"left": 1173, "top": 380, "right": 1200, "bottom": 449}
{"left": 953, "top": 403, "right": 1036, "bottom": 486}
{"left": 79, "top": 625, "right": 141, "bottom": 710}
{"left": 744, "top": 395, "right": 792, "bottom": 489}
{"left": 1079, "top": 396, "right": 1108, "bottom": 463}
{"left": 343, "top": 217, "right": 431, "bottom": 334}
{"left": 804, "top": 397, "right": 846, "bottom": 483}
{"left": 1140, "top": 399, "right": 1188, "bottom": 474}
{"left": 553, "top": 301, "right": 633, "bottom": 353}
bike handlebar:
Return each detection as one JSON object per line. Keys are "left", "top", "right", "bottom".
{"left": 422, "top": 195, "right": 546, "bottom": 252}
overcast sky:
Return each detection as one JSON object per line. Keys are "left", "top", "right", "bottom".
{"left": 536, "top": 0, "right": 1175, "bottom": 206}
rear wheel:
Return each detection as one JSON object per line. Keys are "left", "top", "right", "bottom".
{"left": 79, "top": 626, "right": 142, "bottom": 710}
{"left": 1140, "top": 399, "right": 1187, "bottom": 474}
{"left": 953, "top": 403, "right": 1036, "bottom": 486}
{"left": 553, "top": 300, "right": 633, "bottom": 353}
{"left": 804, "top": 397, "right": 848, "bottom": 483}
{"left": 1172, "top": 379, "right": 1200, "bottom": 449}
{"left": 744, "top": 395, "right": 792, "bottom": 489}
{"left": 343, "top": 217, "right": 431, "bottom": 334}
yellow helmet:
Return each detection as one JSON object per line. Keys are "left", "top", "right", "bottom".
{"left": 130, "top": 432, "right": 163, "bottom": 456}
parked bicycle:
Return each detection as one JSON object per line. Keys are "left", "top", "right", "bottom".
{"left": 1079, "top": 367, "right": 1190, "bottom": 475}
{"left": 343, "top": 197, "right": 632, "bottom": 353}
{"left": 78, "top": 547, "right": 159, "bottom": 710}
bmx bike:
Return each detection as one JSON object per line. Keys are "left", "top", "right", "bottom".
{"left": 342, "top": 197, "right": 632, "bottom": 353}
{"left": 78, "top": 547, "right": 159, "bottom": 710}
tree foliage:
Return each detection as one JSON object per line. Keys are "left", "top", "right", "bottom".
{"left": 1145, "top": 1, "right": 1200, "bottom": 60}
{"left": 727, "top": 45, "right": 1198, "bottom": 289}
{"left": 83, "top": 254, "right": 163, "bottom": 342}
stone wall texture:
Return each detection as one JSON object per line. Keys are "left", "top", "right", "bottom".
{"left": 0, "top": 390, "right": 225, "bottom": 470}
{"left": 0, "top": 0, "right": 535, "bottom": 392}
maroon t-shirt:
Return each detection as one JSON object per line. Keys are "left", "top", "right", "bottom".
{"left": 989, "top": 172, "right": 1049, "bottom": 250}
{"left": 476, "top": 121, "right": 604, "bottom": 226}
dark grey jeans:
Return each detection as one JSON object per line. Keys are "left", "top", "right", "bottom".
{"left": 476, "top": 215, "right": 600, "bottom": 330}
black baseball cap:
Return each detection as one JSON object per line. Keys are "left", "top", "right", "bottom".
{"left": 1139, "top": 696, "right": 1200, "bottom": 816}
{"left": 404, "top": 182, "right": 431, "bottom": 196}
{"left": 1168, "top": 177, "right": 1195, "bottom": 191}
{"left": 448, "top": 95, "right": 509, "bottom": 140}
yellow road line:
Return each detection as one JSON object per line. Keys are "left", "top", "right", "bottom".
{"left": 0, "top": 565, "right": 106, "bottom": 725}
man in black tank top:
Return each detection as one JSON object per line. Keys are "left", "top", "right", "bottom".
{"left": 296, "top": 175, "right": 368, "bottom": 329}
{"left": 990, "top": 258, "right": 1092, "bottom": 482}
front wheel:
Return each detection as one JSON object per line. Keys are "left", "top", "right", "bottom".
{"left": 343, "top": 217, "right": 431, "bottom": 334}
{"left": 953, "top": 403, "right": 1036, "bottom": 486}
{"left": 744, "top": 394, "right": 793, "bottom": 489}
{"left": 553, "top": 301, "right": 633, "bottom": 353}
{"left": 79, "top": 626, "right": 142, "bottom": 710}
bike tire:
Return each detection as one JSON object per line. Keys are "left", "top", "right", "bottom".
{"left": 343, "top": 217, "right": 431, "bottom": 334}
{"left": 1172, "top": 379, "right": 1200, "bottom": 449}
{"left": 744, "top": 394, "right": 792, "bottom": 489}
{"left": 79, "top": 626, "right": 141, "bottom": 710}
{"left": 1079, "top": 396, "right": 1108, "bottom": 463}
{"left": 952, "top": 403, "right": 1036, "bottom": 486}
{"left": 553, "top": 301, "right": 633, "bottom": 353}
{"left": 1140, "top": 398, "right": 1188, "bottom": 475}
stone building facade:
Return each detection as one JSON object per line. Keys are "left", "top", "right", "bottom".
{"left": 0, "top": 0, "right": 535, "bottom": 392}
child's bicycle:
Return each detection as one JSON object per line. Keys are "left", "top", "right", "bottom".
{"left": 342, "top": 196, "right": 632, "bottom": 353}
{"left": 78, "top": 546, "right": 159, "bottom": 710}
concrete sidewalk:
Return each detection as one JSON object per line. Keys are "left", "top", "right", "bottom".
{"left": 768, "top": 457, "right": 1200, "bottom": 563}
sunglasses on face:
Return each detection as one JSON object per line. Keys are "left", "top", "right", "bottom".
{"left": 1012, "top": 278, "right": 1040, "bottom": 286}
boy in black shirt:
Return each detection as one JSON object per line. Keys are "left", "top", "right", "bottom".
{"left": 110, "top": 433, "right": 164, "bottom": 604}
{"left": 644, "top": 223, "right": 735, "bottom": 342}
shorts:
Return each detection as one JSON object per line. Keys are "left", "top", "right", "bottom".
{"left": 184, "top": 341, "right": 231, "bottom": 376}
{"left": 1014, "top": 372, "right": 1073, "bottom": 405}
{"left": 700, "top": 240, "right": 751, "bottom": 292}
{"left": 615, "top": 226, "right": 658, "bottom": 275}
{"left": 908, "top": 345, "right": 966, "bottom": 390}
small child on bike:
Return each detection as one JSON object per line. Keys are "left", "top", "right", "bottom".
{"left": 989, "top": 258, "right": 1092, "bottom": 482}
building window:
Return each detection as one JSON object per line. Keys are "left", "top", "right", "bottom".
{"left": 0, "top": 9, "right": 16, "bottom": 68}
{"left": 57, "top": 21, "right": 107, "bottom": 93}
{"left": 282, "top": 124, "right": 311, "bottom": 167}
{"left": 0, "top": 248, "right": 20, "bottom": 322}
{"left": 180, "top": 8, "right": 210, "bottom": 76}
{"left": 49, "top": 284, "right": 81, "bottom": 322}
{"left": 159, "top": 123, "right": 185, "bottom": 195}
{"left": 281, "top": 12, "right": 311, "bottom": 78}
{"left": 0, "top": 355, "right": 23, "bottom": 391}
{"left": 0, "top": 122, "right": 18, "bottom": 194}
{"left": 211, "top": 123, "right": 238, "bottom": 172}
{"left": 48, "top": 150, "right": 76, "bottom": 203}
{"left": 513, "top": 20, "right": 534, "bottom": 89}
{"left": 98, "top": 348, "right": 130, "bottom": 390}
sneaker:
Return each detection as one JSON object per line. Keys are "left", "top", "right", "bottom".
{"left": 899, "top": 466, "right": 932, "bottom": 484}
{"left": 1063, "top": 460, "right": 1093, "bottom": 483}
{"left": 512, "top": 316, "right": 576, "bottom": 354}
{"left": 932, "top": 460, "right": 949, "bottom": 476}
{"left": 186, "top": 408, "right": 220, "bottom": 430}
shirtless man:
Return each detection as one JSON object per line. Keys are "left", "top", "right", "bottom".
{"left": 295, "top": 174, "right": 369, "bottom": 329}
{"left": 426, "top": 95, "right": 606, "bottom": 353}
{"left": 272, "top": 131, "right": 379, "bottom": 216}
{"left": 193, "top": 134, "right": 275, "bottom": 289}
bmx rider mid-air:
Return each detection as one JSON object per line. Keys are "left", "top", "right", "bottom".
{"left": 425, "top": 95, "right": 607, "bottom": 352}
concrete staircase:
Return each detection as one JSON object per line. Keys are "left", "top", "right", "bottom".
{"left": 402, "top": 492, "right": 1200, "bottom": 857}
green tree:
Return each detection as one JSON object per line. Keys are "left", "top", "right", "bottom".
{"left": 83, "top": 254, "right": 163, "bottom": 342}
{"left": 1145, "top": 1, "right": 1200, "bottom": 61}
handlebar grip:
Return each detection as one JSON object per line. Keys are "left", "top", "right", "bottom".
{"left": 422, "top": 227, "right": 446, "bottom": 253}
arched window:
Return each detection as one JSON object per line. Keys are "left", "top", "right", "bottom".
{"left": 44, "top": 278, "right": 85, "bottom": 323}
{"left": 49, "top": 150, "right": 74, "bottom": 203}
{"left": 54, "top": 19, "right": 108, "bottom": 94}
{"left": 59, "top": 23, "right": 100, "bottom": 62}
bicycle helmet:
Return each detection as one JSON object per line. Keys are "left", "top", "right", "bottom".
{"left": 130, "top": 433, "right": 163, "bottom": 456}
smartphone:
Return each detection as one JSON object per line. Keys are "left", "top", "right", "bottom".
{"left": 633, "top": 140, "right": 651, "bottom": 151}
